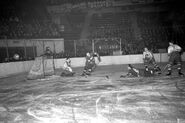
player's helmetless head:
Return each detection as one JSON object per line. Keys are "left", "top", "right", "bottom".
{"left": 169, "top": 42, "right": 173, "bottom": 46}
{"left": 144, "top": 47, "right": 148, "bottom": 51}
{"left": 86, "top": 52, "right": 90, "bottom": 57}
{"left": 128, "top": 64, "right": 133, "bottom": 69}
{"left": 46, "top": 47, "right": 50, "bottom": 50}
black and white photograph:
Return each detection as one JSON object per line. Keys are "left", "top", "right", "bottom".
{"left": 0, "top": 0, "right": 185, "bottom": 122}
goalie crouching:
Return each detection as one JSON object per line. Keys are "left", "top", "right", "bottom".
{"left": 61, "top": 56, "right": 75, "bottom": 77}
{"left": 81, "top": 52, "right": 101, "bottom": 76}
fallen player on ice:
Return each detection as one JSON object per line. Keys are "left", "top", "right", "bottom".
{"left": 120, "top": 64, "right": 158, "bottom": 78}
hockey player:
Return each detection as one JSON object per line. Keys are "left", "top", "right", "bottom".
{"left": 120, "top": 64, "right": 155, "bottom": 78}
{"left": 61, "top": 56, "right": 75, "bottom": 76}
{"left": 166, "top": 41, "right": 184, "bottom": 76}
{"left": 81, "top": 51, "right": 101, "bottom": 76}
{"left": 44, "top": 47, "right": 53, "bottom": 59}
{"left": 143, "top": 47, "right": 161, "bottom": 73}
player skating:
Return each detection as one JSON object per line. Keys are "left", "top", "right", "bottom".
{"left": 81, "top": 51, "right": 101, "bottom": 76}
{"left": 143, "top": 47, "right": 161, "bottom": 74}
{"left": 166, "top": 41, "right": 184, "bottom": 76}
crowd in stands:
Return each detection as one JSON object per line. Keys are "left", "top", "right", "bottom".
{"left": 89, "top": 11, "right": 185, "bottom": 55}
{"left": 62, "top": 11, "right": 86, "bottom": 40}
{"left": 1, "top": 0, "right": 184, "bottom": 63}
{"left": 89, "top": 12, "right": 138, "bottom": 55}
{"left": 0, "top": 7, "right": 61, "bottom": 39}
{"left": 89, "top": 13, "right": 133, "bottom": 39}
{"left": 137, "top": 12, "right": 172, "bottom": 50}
{"left": 47, "top": 0, "right": 113, "bottom": 9}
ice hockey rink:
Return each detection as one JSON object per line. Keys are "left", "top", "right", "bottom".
{"left": 0, "top": 63, "right": 185, "bottom": 123}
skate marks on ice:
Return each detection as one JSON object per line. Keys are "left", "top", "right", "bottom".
{"left": 0, "top": 75, "right": 114, "bottom": 122}
{"left": 116, "top": 76, "right": 185, "bottom": 122}
{"left": 0, "top": 75, "right": 185, "bottom": 122}
{"left": 26, "top": 76, "right": 185, "bottom": 123}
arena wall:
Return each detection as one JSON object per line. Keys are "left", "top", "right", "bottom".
{"left": 0, "top": 53, "right": 185, "bottom": 78}
{"left": 0, "top": 39, "right": 64, "bottom": 58}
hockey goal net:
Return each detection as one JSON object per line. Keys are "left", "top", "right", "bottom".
{"left": 27, "top": 56, "right": 55, "bottom": 80}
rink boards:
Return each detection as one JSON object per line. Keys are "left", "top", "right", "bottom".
{"left": 1, "top": 53, "right": 185, "bottom": 78}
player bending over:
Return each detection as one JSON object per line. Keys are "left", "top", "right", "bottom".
{"left": 120, "top": 64, "right": 155, "bottom": 78}
{"left": 143, "top": 47, "right": 161, "bottom": 73}
{"left": 166, "top": 41, "right": 184, "bottom": 76}
{"left": 44, "top": 46, "right": 53, "bottom": 59}
{"left": 61, "top": 57, "right": 75, "bottom": 76}
{"left": 81, "top": 51, "right": 101, "bottom": 76}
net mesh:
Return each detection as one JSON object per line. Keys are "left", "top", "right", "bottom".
{"left": 27, "top": 56, "right": 54, "bottom": 80}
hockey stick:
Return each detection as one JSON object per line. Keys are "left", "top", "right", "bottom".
{"left": 53, "top": 42, "right": 56, "bottom": 75}
{"left": 161, "top": 64, "right": 168, "bottom": 73}
{"left": 161, "top": 64, "right": 181, "bottom": 73}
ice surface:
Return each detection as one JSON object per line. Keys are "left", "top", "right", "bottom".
{"left": 0, "top": 64, "right": 185, "bottom": 123}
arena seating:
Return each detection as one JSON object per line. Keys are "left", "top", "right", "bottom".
{"left": 0, "top": 0, "right": 185, "bottom": 61}
{"left": 0, "top": 7, "right": 61, "bottom": 39}
{"left": 46, "top": 0, "right": 113, "bottom": 8}
{"left": 89, "top": 12, "right": 137, "bottom": 55}
{"left": 137, "top": 12, "right": 172, "bottom": 51}
{"left": 89, "top": 12, "right": 133, "bottom": 39}
{"left": 62, "top": 12, "right": 86, "bottom": 40}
